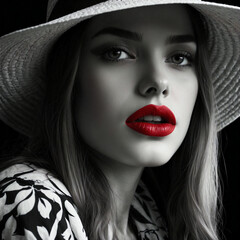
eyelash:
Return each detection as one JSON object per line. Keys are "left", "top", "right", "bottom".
{"left": 166, "top": 51, "right": 194, "bottom": 68}
{"left": 91, "top": 46, "right": 194, "bottom": 67}
{"left": 91, "top": 46, "right": 135, "bottom": 63}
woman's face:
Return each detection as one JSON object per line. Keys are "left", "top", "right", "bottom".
{"left": 74, "top": 5, "right": 198, "bottom": 167}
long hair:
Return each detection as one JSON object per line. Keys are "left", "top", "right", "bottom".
{"left": 30, "top": 19, "right": 117, "bottom": 239}
{"left": 163, "top": 7, "right": 222, "bottom": 240}
{"left": 0, "top": 5, "right": 222, "bottom": 240}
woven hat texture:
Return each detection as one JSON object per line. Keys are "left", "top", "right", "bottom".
{"left": 0, "top": 0, "right": 240, "bottom": 136}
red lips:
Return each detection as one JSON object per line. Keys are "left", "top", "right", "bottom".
{"left": 126, "top": 104, "right": 176, "bottom": 137}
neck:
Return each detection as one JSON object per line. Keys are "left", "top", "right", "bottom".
{"left": 90, "top": 151, "right": 144, "bottom": 238}
{"left": 106, "top": 164, "right": 143, "bottom": 239}
{"left": 107, "top": 164, "right": 143, "bottom": 225}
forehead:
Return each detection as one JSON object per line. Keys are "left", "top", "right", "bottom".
{"left": 85, "top": 4, "right": 194, "bottom": 39}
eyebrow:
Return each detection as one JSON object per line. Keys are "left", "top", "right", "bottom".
{"left": 91, "top": 27, "right": 142, "bottom": 41}
{"left": 166, "top": 35, "right": 196, "bottom": 44}
{"left": 91, "top": 27, "right": 196, "bottom": 44}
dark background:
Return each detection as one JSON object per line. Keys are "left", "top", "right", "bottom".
{"left": 1, "top": 1, "right": 239, "bottom": 239}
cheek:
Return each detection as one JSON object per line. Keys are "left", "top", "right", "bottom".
{"left": 171, "top": 73, "right": 198, "bottom": 136}
{"left": 77, "top": 63, "right": 137, "bottom": 118}
{"left": 183, "top": 75, "right": 198, "bottom": 114}
{"left": 74, "top": 64, "right": 136, "bottom": 147}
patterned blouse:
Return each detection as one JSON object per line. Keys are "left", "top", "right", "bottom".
{"left": 0, "top": 163, "right": 168, "bottom": 240}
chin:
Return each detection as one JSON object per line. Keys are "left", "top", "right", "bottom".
{"left": 129, "top": 150, "right": 174, "bottom": 168}
{"left": 143, "top": 157, "right": 172, "bottom": 167}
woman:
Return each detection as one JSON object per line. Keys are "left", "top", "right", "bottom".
{"left": 0, "top": 0, "right": 239, "bottom": 239}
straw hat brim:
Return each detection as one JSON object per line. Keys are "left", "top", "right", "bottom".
{"left": 0, "top": 0, "right": 240, "bottom": 136}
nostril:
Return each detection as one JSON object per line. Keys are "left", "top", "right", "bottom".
{"left": 146, "top": 87, "right": 156, "bottom": 95}
{"left": 162, "top": 89, "right": 168, "bottom": 95}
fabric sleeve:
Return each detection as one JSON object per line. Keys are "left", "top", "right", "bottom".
{"left": 0, "top": 164, "right": 88, "bottom": 240}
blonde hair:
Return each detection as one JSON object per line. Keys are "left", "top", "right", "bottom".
{"left": 0, "top": 5, "right": 222, "bottom": 240}
{"left": 160, "top": 7, "right": 222, "bottom": 239}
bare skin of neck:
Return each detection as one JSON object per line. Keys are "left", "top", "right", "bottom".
{"left": 107, "top": 165, "right": 143, "bottom": 240}
{"left": 92, "top": 153, "right": 144, "bottom": 239}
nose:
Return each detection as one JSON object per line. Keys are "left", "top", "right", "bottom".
{"left": 137, "top": 75, "right": 169, "bottom": 98}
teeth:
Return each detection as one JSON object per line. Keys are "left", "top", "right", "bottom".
{"left": 154, "top": 116, "right": 162, "bottom": 122}
{"left": 143, "top": 115, "right": 153, "bottom": 121}
{"left": 137, "top": 115, "right": 163, "bottom": 122}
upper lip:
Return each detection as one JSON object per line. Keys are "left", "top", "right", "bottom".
{"left": 126, "top": 104, "right": 176, "bottom": 125}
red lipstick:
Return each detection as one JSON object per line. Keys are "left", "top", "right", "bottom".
{"left": 126, "top": 104, "right": 176, "bottom": 137}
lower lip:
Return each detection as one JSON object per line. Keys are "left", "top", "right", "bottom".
{"left": 126, "top": 122, "right": 175, "bottom": 137}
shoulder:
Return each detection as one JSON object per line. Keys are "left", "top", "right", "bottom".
{"left": 0, "top": 163, "right": 88, "bottom": 240}
{"left": 0, "top": 163, "right": 71, "bottom": 197}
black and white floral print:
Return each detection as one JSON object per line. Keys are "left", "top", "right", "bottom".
{"left": 0, "top": 164, "right": 87, "bottom": 240}
{"left": 0, "top": 163, "right": 168, "bottom": 240}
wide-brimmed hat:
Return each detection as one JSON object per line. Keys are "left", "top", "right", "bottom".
{"left": 0, "top": 0, "right": 240, "bottom": 137}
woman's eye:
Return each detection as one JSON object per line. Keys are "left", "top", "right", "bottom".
{"left": 104, "top": 48, "right": 130, "bottom": 61}
{"left": 91, "top": 46, "right": 134, "bottom": 63}
{"left": 166, "top": 52, "right": 193, "bottom": 67}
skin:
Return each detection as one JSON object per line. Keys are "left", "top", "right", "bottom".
{"left": 74, "top": 4, "right": 198, "bottom": 239}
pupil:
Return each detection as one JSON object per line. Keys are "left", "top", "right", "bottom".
{"left": 109, "top": 50, "right": 121, "bottom": 59}
{"left": 173, "top": 55, "right": 183, "bottom": 64}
